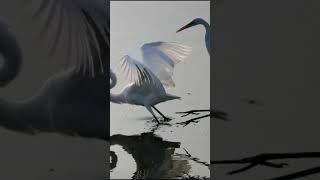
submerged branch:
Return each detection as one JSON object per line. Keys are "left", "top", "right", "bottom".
{"left": 175, "top": 108, "right": 228, "bottom": 127}
{"left": 211, "top": 109, "right": 229, "bottom": 121}
{"left": 175, "top": 114, "right": 210, "bottom": 127}
{"left": 177, "top": 172, "right": 209, "bottom": 180}
{"left": 212, "top": 152, "right": 320, "bottom": 177}
{"left": 176, "top": 109, "right": 229, "bottom": 121}
{"left": 175, "top": 148, "right": 210, "bottom": 168}
{"left": 176, "top": 109, "right": 211, "bottom": 117}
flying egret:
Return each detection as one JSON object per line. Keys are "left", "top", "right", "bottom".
{"left": 110, "top": 42, "right": 192, "bottom": 123}
{"left": 176, "top": 18, "right": 211, "bottom": 56}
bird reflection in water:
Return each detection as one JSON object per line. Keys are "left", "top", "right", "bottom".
{"left": 110, "top": 132, "right": 191, "bottom": 179}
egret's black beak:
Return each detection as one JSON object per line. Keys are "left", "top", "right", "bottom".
{"left": 176, "top": 21, "right": 195, "bottom": 33}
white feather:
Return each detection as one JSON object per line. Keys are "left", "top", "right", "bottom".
{"left": 120, "top": 55, "right": 163, "bottom": 92}
{"left": 141, "top": 42, "right": 192, "bottom": 88}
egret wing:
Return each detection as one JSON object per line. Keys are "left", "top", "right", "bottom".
{"left": 120, "top": 55, "right": 164, "bottom": 90}
{"left": 141, "top": 42, "right": 192, "bottom": 88}
{"left": 0, "top": 0, "right": 109, "bottom": 76}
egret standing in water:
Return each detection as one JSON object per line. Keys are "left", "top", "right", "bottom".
{"left": 110, "top": 42, "right": 192, "bottom": 123}
{"left": 176, "top": 18, "right": 211, "bottom": 56}
{"left": 176, "top": 18, "right": 222, "bottom": 120}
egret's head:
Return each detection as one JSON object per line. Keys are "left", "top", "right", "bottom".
{"left": 176, "top": 18, "right": 205, "bottom": 33}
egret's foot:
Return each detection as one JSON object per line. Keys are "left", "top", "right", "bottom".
{"left": 163, "top": 117, "right": 172, "bottom": 122}
{"left": 157, "top": 121, "right": 172, "bottom": 126}
{"left": 152, "top": 118, "right": 160, "bottom": 124}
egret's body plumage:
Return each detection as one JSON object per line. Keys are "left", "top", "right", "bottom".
{"left": 177, "top": 18, "right": 211, "bottom": 56}
{"left": 110, "top": 42, "right": 192, "bottom": 123}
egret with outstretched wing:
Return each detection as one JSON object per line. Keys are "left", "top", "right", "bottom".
{"left": 110, "top": 42, "right": 192, "bottom": 123}
{"left": 0, "top": 0, "right": 109, "bottom": 139}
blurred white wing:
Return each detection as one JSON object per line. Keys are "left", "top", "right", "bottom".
{"left": 141, "top": 42, "right": 192, "bottom": 88}
{"left": 120, "top": 55, "right": 163, "bottom": 90}
{"left": 0, "top": 0, "right": 109, "bottom": 76}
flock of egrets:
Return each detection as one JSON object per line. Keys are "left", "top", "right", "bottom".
{"left": 110, "top": 18, "right": 211, "bottom": 123}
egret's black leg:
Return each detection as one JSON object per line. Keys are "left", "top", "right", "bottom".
{"left": 146, "top": 106, "right": 160, "bottom": 124}
{"left": 152, "top": 106, "right": 171, "bottom": 121}
{"left": 152, "top": 114, "right": 160, "bottom": 124}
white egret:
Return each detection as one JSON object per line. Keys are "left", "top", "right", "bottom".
{"left": 0, "top": 0, "right": 109, "bottom": 140}
{"left": 176, "top": 18, "right": 211, "bottom": 56}
{"left": 176, "top": 18, "right": 217, "bottom": 120}
{"left": 110, "top": 42, "right": 192, "bottom": 123}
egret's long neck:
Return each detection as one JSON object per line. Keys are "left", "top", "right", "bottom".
{"left": 202, "top": 20, "right": 210, "bottom": 42}
{"left": 110, "top": 70, "right": 126, "bottom": 104}
{"left": 198, "top": 19, "right": 211, "bottom": 55}
{"left": 197, "top": 19, "right": 210, "bottom": 32}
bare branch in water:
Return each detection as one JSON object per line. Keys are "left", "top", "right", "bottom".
{"left": 269, "top": 166, "right": 320, "bottom": 180}
{"left": 211, "top": 109, "right": 229, "bottom": 121}
{"left": 176, "top": 171, "right": 209, "bottom": 179}
{"left": 212, "top": 152, "right": 320, "bottom": 179}
{"left": 176, "top": 114, "right": 210, "bottom": 127}
{"left": 175, "top": 148, "right": 210, "bottom": 168}
{"left": 176, "top": 109, "right": 228, "bottom": 121}
{"left": 174, "top": 108, "right": 228, "bottom": 127}
{"left": 176, "top": 109, "right": 211, "bottom": 117}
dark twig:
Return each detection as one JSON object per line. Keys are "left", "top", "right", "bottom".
{"left": 227, "top": 163, "right": 259, "bottom": 175}
{"left": 176, "top": 109, "right": 229, "bottom": 121}
{"left": 179, "top": 173, "right": 209, "bottom": 180}
{"left": 270, "top": 166, "right": 320, "bottom": 180}
{"left": 183, "top": 148, "right": 192, "bottom": 157}
{"left": 212, "top": 152, "right": 320, "bottom": 175}
{"left": 176, "top": 171, "right": 209, "bottom": 179}
{"left": 176, "top": 114, "right": 210, "bottom": 127}
{"left": 176, "top": 109, "right": 210, "bottom": 117}
{"left": 175, "top": 108, "right": 228, "bottom": 127}
{"left": 211, "top": 109, "right": 229, "bottom": 121}
{"left": 175, "top": 148, "right": 210, "bottom": 168}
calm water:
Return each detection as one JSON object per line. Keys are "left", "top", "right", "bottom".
{"left": 213, "top": 0, "right": 320, "bottom": 179}
{"left": 110, "top": 1, "right": 210, "bottom": 179}
{"left": 0, "top": 3, "right": 107, "bottom": 179}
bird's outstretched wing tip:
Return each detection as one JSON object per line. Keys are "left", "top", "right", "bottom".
{"left": 119, "top": 55, "right": 132, "bottom": 66}
{"left": 120, "top": 55, "right": 129, "bottom": 60}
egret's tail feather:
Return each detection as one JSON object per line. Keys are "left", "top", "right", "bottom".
{"left": 166, "top": 94, "right": 181, "bottom": 101}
